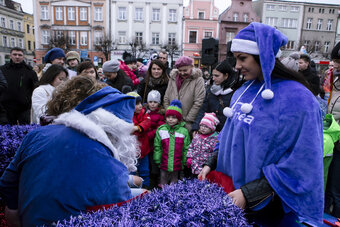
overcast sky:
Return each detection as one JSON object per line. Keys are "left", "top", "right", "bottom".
{"left": 16, "top": 0, "right": 231, "bottom": 15}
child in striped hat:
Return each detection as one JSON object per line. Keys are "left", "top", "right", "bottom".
{"left": 153, "top": 100, "right": 190, "bottom": 186}
{"left": 186, "top": 113, "right": 219, "bottom": 177}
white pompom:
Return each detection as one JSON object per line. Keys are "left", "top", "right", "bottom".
{"left": 261, "top": 89, "right": 274, "bottom": 100}
{"left": 240, "top": 103, "right": 253, "bottom": 114}
{"left": 223, "top": 107, "right": 233, "bottom": 118}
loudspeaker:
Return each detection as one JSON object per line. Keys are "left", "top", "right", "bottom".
{"left": 201, "top": 38, "right": 219, "bottom": 65}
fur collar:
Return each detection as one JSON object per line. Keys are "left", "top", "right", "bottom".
{"left": 169, "top": 68, "right": 202, "bottom": 81}
{"left": 53, "top": 109, "right": 133, "bottom": 160}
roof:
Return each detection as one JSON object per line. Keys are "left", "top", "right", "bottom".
{"left": 268, "top": 0, "right": 340, "bottom": 6}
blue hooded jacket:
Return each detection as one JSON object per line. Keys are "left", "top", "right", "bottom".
{"left": 0, "top": 87, "right": 136, "bottom": 226}
{"left": 216, "top": 78, "right": 324, "bottom": 224}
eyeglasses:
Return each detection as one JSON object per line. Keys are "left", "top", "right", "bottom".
{"left": 200, "top": 124, "right": 210, "bottom": 129}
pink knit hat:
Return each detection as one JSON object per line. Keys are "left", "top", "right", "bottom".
{"left": 175, "top": 56, "right": 193, "bottom": 68}
{"left": 200, "top": 113, "right": 220, "bottom": 131}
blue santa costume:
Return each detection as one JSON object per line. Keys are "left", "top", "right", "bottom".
{"left": 216, "top": 23, "right": 324, "bottom": 225}
{"left": 0, "top": 87, "right": 137, "bottom": 226}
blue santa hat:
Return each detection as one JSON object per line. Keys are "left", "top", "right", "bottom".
{"left": 75, "top": 86, "right": 135, "bottom": 123}
{"left": 231, "top": 22, "right": 288, "bottom": 100}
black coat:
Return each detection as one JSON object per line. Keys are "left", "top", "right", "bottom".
{"left": 192, "top": 86, "right": 233, "bottom": 132}
{"left": 300, "top": 66, "right": 320, "bottom": 96}
{"left": 0, "top": 70, "right": 8, "bottom": 124}
{"left": 137, "top": 79, "right": 168, "bottom": 104}
{"left": 106, "top": 69, "right": 133, "bottom": 93}
{"left": 0, "top": 60, "right": 38, "bottom": 112}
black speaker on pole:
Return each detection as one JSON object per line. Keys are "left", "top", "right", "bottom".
{"left": 201, "top": 38, "right": 219, "bottom": 66}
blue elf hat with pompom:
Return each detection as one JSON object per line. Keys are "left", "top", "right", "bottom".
{"left": 231, "top": 22, "right": 288, "bottom": 100}
{"left": 165, "top": 99, "right": 182, "bottom": 121}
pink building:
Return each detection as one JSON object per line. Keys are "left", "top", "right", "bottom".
{"left": 218, "top": 0, "right": 260, "bottom": 61}
{"left": 183, "top": 0, "right": 219, "bottom": 67}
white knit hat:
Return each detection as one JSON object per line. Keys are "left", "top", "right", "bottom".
{"left": 200, "top": 113, "right": 220, "bottom": 131}
{"left": 147, "top": 90, "right": 161, "bottom": 103}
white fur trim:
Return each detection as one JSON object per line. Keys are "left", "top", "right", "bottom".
{"left": 231, "top": 39, "right": 282, "bottom": 58}
{"left": 223, "top": 107, "right": 234, "bottom": 118}
{"left": 241, "top": 103, "right": 253, "bottom": 114}
{"left": 261, "top": 89, "right": 274, "bottom": 100}
{"left": 231, "top": 39, "right": 259, "bottom": 55}
{"left": 53, "top": 109, "right": 133, "bottom": 161}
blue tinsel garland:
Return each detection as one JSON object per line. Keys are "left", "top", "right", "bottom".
{"left": 56, "top": 179, "right": 250, "bottom": 226}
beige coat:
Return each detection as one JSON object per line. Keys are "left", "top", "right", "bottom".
{"left": 163, "top": 68, "right": 206, "bottom": 132}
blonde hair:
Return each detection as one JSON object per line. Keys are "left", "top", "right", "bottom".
{"left": 46, "top": 76, "right": 107, "bottom": 116}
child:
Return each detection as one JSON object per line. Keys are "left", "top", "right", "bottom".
{"left": 186, "top": 113, "right": 219, "bottom": 178}
{"left": 153, "top": 100, "right": 190, "bottom": 186}
{"left": 127, "top": 92, "right": 151, "bottom": 188}
{"left": 146, "top": 90, "right": 165, "bottom": 188}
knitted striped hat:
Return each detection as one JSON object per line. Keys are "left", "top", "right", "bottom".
{"left": 165, "top": 99, "right": 182, "bottom": 121}
{"left": 200, "top": 112, "right": 220, "bottom": 131}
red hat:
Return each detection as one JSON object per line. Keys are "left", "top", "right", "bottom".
{"left": 175, "top": 56, "right": 193, "bottom": 68}
{"left": 200, "top": 113, "right": 220, "bottom": 131}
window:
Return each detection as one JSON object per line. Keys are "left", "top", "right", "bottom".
{"left": 286, "top": 40, "right": 295, "bottom": 50}
{"left": 316, "top": 19, "right": 322, "bottom": 30}
{"left": 94, "top": 31, "right": 102, "bottom": 45}
{"left": 308, "top": 7, "right": 314, "bottom": 13}
{"left": 1, "top": 17, "right": 6, "bottom": 27}
{"left": 118, "top": 7, "right": 127, "bottom": 20}
{"left": 278, "top": 5, "right": 287, "bottom": 11}
{"left": 189, "top": 31, "right": 197, "bottom": 43}
{"left": 152, "top": 8, "right": 160, "bottom": 21}
{"left": 135, "top": 32, "right": 143, "bottom": 44}
{"left": 243, "top": 13, "right": 249, "bottom": 22}
{"left": 291, "top": 6, "right": 299, "bottom": 12}
{"left": 319, "top": 8, "right": 324, "bottom": 14}
{"left": 324, "top": 41, "right": 330, "bottom": 53}
{"left": 42, "top": 30, "right": 50, "bottom": 44}
{"left": 204, "top": 31, "right": 212, "bottom": 38}
{"left": 9, "top": 20, "right": 14, "bottom": 30}
{"left": 282, "top": 18, "right": 297, "bottom": 28}
{"left": 304, "top": 40, "right": 310, "bottom": 51}
{"left": 2, "top": 36, "right": 7, "bottom": 47}
{"left": 56, "top": 31, "right": 63, "bottom": 39}
{"left": 168, "top": 9, "right": 176, "bottom": 22}
{"left": 198, "top": 12, "right": 205, "bottom": 19}
{"left": 68, "top": 7, "right": 75, "bottom": 20}
{"left": 135, "top": 8, "right": 143, "bottom": 21}
{"left": 41, "top": 6, "right": 49, "bottom": 20}
{"left": 233, "top": 13, "right": 238, "bottom": 22}
{"left": 80, "top": 8, "right": 87, "bottom": 21}
{"left": 306, "top": 18, "right": 312, "bottom": 29}
{"left": 10, "top": 37, "right": 16, "bottom": 47}
{"left": 18, "top": 38, "right": 23, "bottom": 48}
{"left": 266, "top": 4, "right": 275, "bottom": 10}
{"left": 56, "top": 7, "right": 63, "bottom": 21}
{"left": 314, "top": 41, "right": 320, "bottom": 52}
{"left": 17, "top": 22, "right": 21, "bottom": 31}
{"left": 80, "top": 32, "right": 87, "bottom": 45}
{"left": 118, "top": 31, "right": 126, "bottom": 44}
{"left": 26, "top": 24, "right": 30, "bottom": 33}
{"left": 95, "top": 7, "right": 103, "bottom": 21}
{"left": 68, "top": 31, "right": 75, "bottom": 45}
{"left": 327, "top": 19, "right": 333, "bottom": 31}
{"left": 28, "top": 40, "right": 31, "bottom": 50}
{"left": 266, "top": 17, "right": 278, "bottom": 27}
{"left": 226, "top": 32, "right": 235, "bottom": 43}
{"left": 168, "top": 33, "right": 176, "bottom": 45}
{"left": 152, "top": 32, "right": 160, "bottom": 45}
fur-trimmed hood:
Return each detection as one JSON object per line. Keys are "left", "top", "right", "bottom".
{"left": 169, "top": 68, "right": 203, "bottom": 81}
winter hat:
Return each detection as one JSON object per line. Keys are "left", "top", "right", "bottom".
{"left": 175, "top": 56, "right": 193, "bottom": 68}
{"left": 102, "top": 59, "right": 120, "bottom": 73}
{"left": 44, "top": 47, "right": 66, "bottom": 63}
{"left": 127, "top": 92, "right": 142, "bottom": 104}
{"left": 75, "top": 86, "right": 135, "bottom": 123}
{"left": 200, "top": 113, "right": 220, "bottom": 131}
{"left": 331, "top": 42, "right": 340, "bottom": 60}
{"left": 66, "top": 51, "right": 80, "bottom": 63}
{"left": 281, "top": 52, "right": 300, "bottom": 72}
{"left": 231, "top": 22, "right": 288, "bottom": 100}
{"left": 147, "top": 90, "right": 161, "bottom": 103}
{"left": 165, "top": 99, "right": 182, "bottom": 121}
{"left": 124, "top": 56, "right": 137, "bottom": 65}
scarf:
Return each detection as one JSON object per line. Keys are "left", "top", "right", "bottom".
{"left": 210, "top": 84, "right": 233, "bottom": 96}
{"left": 176, "top": 74, "right": 190, "bottom": 91}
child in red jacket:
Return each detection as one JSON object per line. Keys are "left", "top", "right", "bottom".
{"left": 128, "top": 92, "right": 151, "bottom": 188}
{"left": 146, "top": 90, "right": 165, "bottom": 188}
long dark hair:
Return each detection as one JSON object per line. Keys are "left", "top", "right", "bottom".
{"left": 253, "top": 55, "right": 311, "bottom": 91}
{"left": 39, "top": 64, "right": 68, "bottom": 86}
{"left": 214, "top": 59, "right": 243, "bottom": 90}
{"left": 142, "top": 60, "right": 169, "bottom": 103}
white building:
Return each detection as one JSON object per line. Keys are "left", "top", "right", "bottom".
{"left": 111, "top": 0, "right": 183, "bottom": 60}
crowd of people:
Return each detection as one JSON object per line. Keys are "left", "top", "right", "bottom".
{"left": 0, "top": 22, "right": 339, "bottom": 226}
